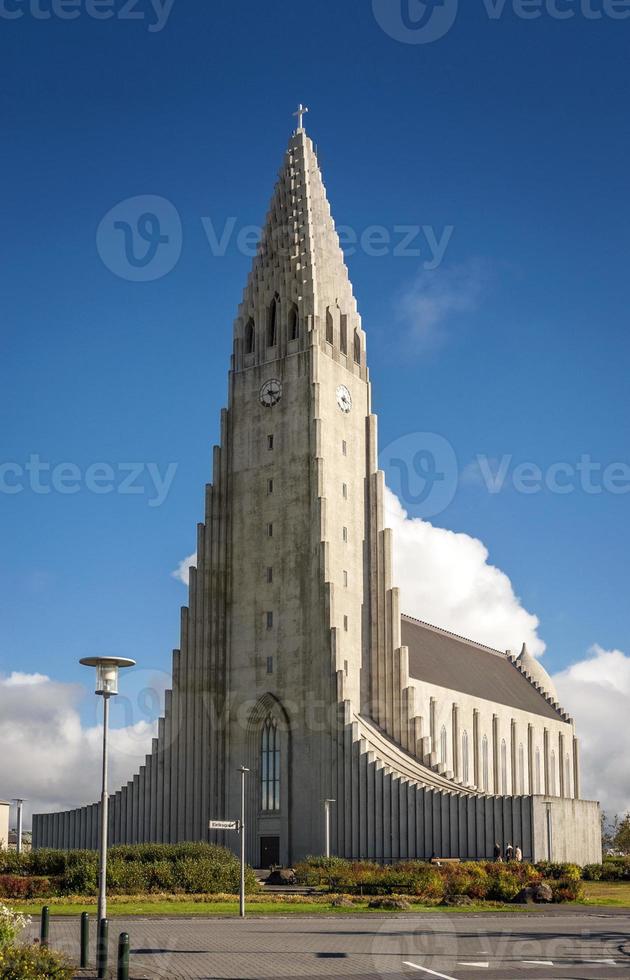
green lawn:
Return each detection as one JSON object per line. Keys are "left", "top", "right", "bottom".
{"left": 582, "top": 881, "right": 630, "bottom": 906}
{"left": 10, "top": 897, "right": 516, "bottom": 917}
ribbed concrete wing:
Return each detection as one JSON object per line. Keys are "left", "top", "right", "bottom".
{"left": 402, "top": 616, "right": 564, "bottom": 721}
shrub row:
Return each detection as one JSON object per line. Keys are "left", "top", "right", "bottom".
{"left": 0, "top": 943, "right": 73, "bottom": 979}
{"left": 294, "top": 858, "right": 584, "bottom": 903}
{"left": 0, "top": 844, "right": 258, "bottom": 898}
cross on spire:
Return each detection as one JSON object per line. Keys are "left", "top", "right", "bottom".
{"left": 293, "top": 103, "right": 309, "bottom": 131}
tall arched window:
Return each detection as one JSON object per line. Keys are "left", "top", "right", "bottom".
{"left": 326, "top": 307, "right": 334, "bottom": 344}
{"left": 440, "top": 725, "right": 447, "bottom": 766}
{"left": 461, "top": 730, "right": 469, "bottom": 784}
{"left": 267, "top": 296, "right": 278, "bottom": 348}
{"left": 550, "top": 750, "right": 557, "bottom": 796}
{"left": 288, "top": 304, "right": 299, "bottom": 341}
{"left": 261, "top": 716, "right": 280, "bottom": 811}
{"left": 482, "top": 735, "right": 489, "bottom": 792}
{"left": 353, "top": 329, "right": 361, "bottom": 364}
{"left": 245, "top": 317, "right": 255, "bottom": 354}
{"left": 565, "top": 755, "right": 571, "bottom": 797}
{"left": 518, "top": 743, "right": 525, "bottom": 794}
{"left": 535, "top": 748, "right": 541, "bottom": 793}
{"left": 501, "top": 739, "right": 508, "bottom": 795}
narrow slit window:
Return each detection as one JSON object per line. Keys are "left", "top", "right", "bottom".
{"left": 266, "top": 656, "right": 274, "bottom": 675}
{"left": 266, "top": 567, "right": 273, "bottom": 584}
{"left": 268, "top": 479, "right": 274, "bottom": 494}
{"left": 267, "top": 296, "right": 278, "bottom": 347}
{"left": 245, "top": 317, "right": 255, "bottom": 354}
{"left": 266, "top": 611, "right": 274, "bottom": 630}
{"left": 261, "top": 717, "right": 280, "bottom": 812}
{"left": 342, "top": 483, "right": 348, "bottom": 499}
{"left": 268, "top": 435, "right": 274, "bottom": 451}
{"left": 267, "top": 523, "right": 273, "bottom": 538}
{"left": 342, "top": 440, "right": 347, "bottom": 456}
{"left": 289, "top": 304, "right": 299, "bottom": 341}
{"left": 326, "top": 307, "right": 334, "bottom": 344}
{"left": 343, "top": 615, "right": 348, "bottom": 632}
{"left": 343, "top": 570, "right": 348, "bottom": 587}
{"left": 340, "top": 314, "right": 348, "bottom": 355}
{"left": 353, "top": 330, "right": 361, "bottom": 364}
{"left": 342, "top": 527, "right": 348, "bottom": 543}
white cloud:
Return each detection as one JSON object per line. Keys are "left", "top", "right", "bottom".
{"left": 171, "top": 552, "right": 196, "bottom": 586}
{"left": 4, "top": 672, "right": 50, "bottom": 686}
{"left": 398, "top": 260, "right": 489, "bottom": 352}
{"left": 553, "top": 646, "right": 630, "bottom": 815}
{"left": 385, "top": 486, "right": 545, "bottom": 657}
{"left": 0, "top": 673, "right": 156, "bottom": 829}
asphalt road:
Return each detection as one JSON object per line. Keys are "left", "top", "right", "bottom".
{"left": 27, "top": 908, "right": 630, "bottom": 979}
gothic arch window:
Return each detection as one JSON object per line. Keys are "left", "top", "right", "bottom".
{"left": 535, "top": 748, "right": 541, "bottom": 793}
{"left": 440, "top": 725, "right": 447, "bottom": 766}
{"left": 245, "top": 317, "right": 255, "bottom": 354}
{"left": 550, "top": 750, "right": 557, "bottom": 796}
{"left": 288, "top": 304, "right": 299, "bottom": 341}
{"left": 501, "top": 739, "right": 508, "bottom": 795}
{"left": 565, "top": 755, "right": 571, "bottom": 797}
{"left": 340, "top": 314, "right": 348, "bottom": 355}
{"left": 353, "top": 329, "right": 361, "bottom": 364}
{"left": 326, "top": 307, "right": 334, "bottom": 344}
{"left": 461, "top": 730, "right": 469, "bottom": 784}
{"left": 519, "top": 743, "right": 525, "bottom": 794}
{"left": 482, "top": 735, "right": 489, "bottom": 792}
{"left": 267, "top": 295, "right": 279, "bottom": 348}
{"left": 261, "top": 716, "right": 280, "bottom": 812}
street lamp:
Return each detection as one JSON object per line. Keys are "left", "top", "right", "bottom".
{"left": 238, "top": 766, "right": 249, "bottom": 919}
{"left": 12, "top": 800, "right": 25, "bottom": 855}
{"left": 80, "top": 656, "right": 135, "bottom": 923}
{"left": 324, "top": 799, "right": 336, "bottom": 859}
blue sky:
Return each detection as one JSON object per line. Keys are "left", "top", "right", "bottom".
{"left": 1, "top": 0, "right": 629, "bottom": 742}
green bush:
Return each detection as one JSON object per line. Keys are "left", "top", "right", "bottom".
{"left": 2, "top": 843, "right": 258, "bottom": 897}
{"left": 535, "top": 861, "right": 581, "bottom": 881}
{"left": 0, "top": 943, "right": 72, "bottom": 979}
{"left": 550, "top": 878, "right": 585, "bottom": 903}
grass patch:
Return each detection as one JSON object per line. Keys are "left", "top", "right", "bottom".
{"left": 10, "top": 894, "right": 519, "bottom": 917}
{"left": 582, "top": 881, "right": 630, "bottom": 906}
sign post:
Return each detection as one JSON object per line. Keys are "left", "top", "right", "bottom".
{"left": 209, "top": 765, "right": 249, "bottom": 919}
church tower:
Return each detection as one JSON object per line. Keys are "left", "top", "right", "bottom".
{"left": 33, "top": 113, "right": 602, "bottom": 868}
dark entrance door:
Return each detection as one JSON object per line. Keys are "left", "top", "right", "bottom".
{"left": 260, "top": 836, "right": 280, "bottom": 868}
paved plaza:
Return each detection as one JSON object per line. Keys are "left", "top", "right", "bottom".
{"left": 27, "top": 909, "right": 630, "bottom": 980}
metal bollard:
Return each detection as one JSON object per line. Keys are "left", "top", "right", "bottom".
{"left": 80, "top": 912, "right": 90, "bottom": 968}
{"left": 117, "top": 932, "right": 130, "bottom": 980}
{"left": 96, "top": 917, "right": 108, "bottom": 980}
{"left": 40, "top": 906, "right": 49, "bottom": 947}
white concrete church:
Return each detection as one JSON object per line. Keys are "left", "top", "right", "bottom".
{"left": 34, "top": 114, "right": 601, "bottom": 866}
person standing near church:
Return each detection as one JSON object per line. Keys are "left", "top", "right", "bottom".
{"left": 506, "top": 843, "right": 514, "bottom": 861}
{"left": 494, "top": 842, "right": 502, "bottom": 862}
{"left": 515, "top": 844, "right": 523, "bottom": 862}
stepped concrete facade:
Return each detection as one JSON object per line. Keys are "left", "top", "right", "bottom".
{"left": 33, "top": 121, "right": 601, "bottom": 866}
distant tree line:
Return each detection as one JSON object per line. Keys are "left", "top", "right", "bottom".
{"left": 602, "top": 812, "right": 630, "bottom": 855}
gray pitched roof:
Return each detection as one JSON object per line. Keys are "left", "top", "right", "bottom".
{"left": 401, "top": 615, "right": 564, "bottom": 722}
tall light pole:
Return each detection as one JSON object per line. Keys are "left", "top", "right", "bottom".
{"left": 13, "top": 800, "right": 25, "bottom": 855}
{"left": 324, "top": 799, "right": 336, "bottom": 859}
{"left": 80, "top": 656, "right": 135, "bottom": 924}
{"left": 238, "top": 766, "right": 249, "bottom": 919}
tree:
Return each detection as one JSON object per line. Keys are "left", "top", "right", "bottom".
{"left": 613, "top": 813, "right": 630, "bottom": 855}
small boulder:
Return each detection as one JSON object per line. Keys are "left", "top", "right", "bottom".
{"left": 330, "top": 896, "right": 355, "bottom": 908}
{"left": 266, "top": 867, "right": 297, "bottom": 886}
{"left": 368, "top": 897, "right": 411, "bottom": 911}
{"left": 512, "top": 883, "right": 553, "bottom": 904}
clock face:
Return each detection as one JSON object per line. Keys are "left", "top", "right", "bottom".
{"left": 336, "top": 384, "right": 352, "bottom": 414}
{"left": 260, "top": 379, "right": 283, "bottom": 408}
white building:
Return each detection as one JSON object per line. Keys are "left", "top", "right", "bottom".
{"left": 33, "top": 118, "right": 601, "bottom": 866}
{"left": 0, "top": 801, "right": 9, "bottom": 851}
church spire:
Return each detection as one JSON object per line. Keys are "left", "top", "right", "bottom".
{"left": 234, "top": 111, "right": 365, "bottom": 369}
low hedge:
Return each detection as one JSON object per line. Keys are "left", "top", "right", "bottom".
{"left": 0, "top": 844, "right": 258, "bottom": 898}
{"left": 294, "top": 858, "right": 581, "bottom": 903}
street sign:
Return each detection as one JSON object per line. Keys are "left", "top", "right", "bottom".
{"left": 209, "top": 819, "right": 239, "bottom": 831}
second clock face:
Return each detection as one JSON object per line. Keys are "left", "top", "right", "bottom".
{"left": 336, "top": 384, "right": 352, "bottom": 414}
{"left": 260, "top": 379, "right": 283, "bottom": 408}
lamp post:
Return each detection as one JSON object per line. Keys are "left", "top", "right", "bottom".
{"left": 238, "top": 766, "right": 249, "bottom": 919}
{"left": 80, "top": 656, "right": 135, "bottom": 924}
{"left": 13, "top": 799, "right": 25, "bottom": 855}
{"left": 324, "top": 799, "right": 336, "bottom": 859}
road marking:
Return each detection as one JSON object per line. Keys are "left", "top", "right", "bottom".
{"left": 403, "top": 963, "right": 459, "bottom": 980}
{"left": 458, "top": 963, "right": 489, "bottom": 968}
{"left": 583, "top": 961, "right": 618, "bottom": 966}
{"left": 522, "top": 962, "right": 554, "bottom": 966}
